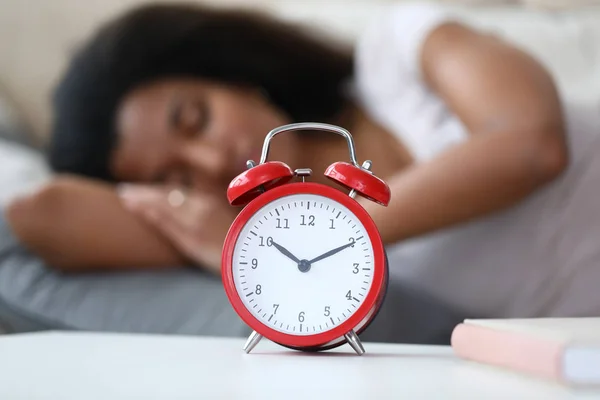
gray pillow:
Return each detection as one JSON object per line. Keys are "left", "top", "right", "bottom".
{"left": 0, "top": 212, "right": 249, "bottom": 336}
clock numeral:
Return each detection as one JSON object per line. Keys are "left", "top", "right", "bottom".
{"left": 352, "top": 263, "right": 359, "bottom": 274}
{"left": 273, "top": 304, "right": 279, "bottom": 314}
{"left": 346, "top": 290, "right": 353, "bottom": 300}
{"left": 300, "top": 215, "right": 315, "bottom": 227}
{"left": 276, "top": 218, "right": 290, "bottom": 229}
{"left": 348, "top": 237, "right": 356, "bottom": 247}
{"left": 259, "top": 236, "right": 273, "bottom": 247}
{"left": 324, "top": 306, "right": 331, "bottom": 317}
{"left": 256, "top": 284, "right": 262, "bottom": 295}
{"left": 252, "top": 258, "right": 258, "bottom": 269}
{"left": 298, "top": 311, "right": 305, "bottom": 322}
{"left": 329, "top": 219, "right": 335, "bottom": 230}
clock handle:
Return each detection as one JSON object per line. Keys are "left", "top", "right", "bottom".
{"left": 227, "top": 122, "right": 391, "bottom": 206}
{"left": 258, "top": 122, "right": 391, "bottom": 206}
{"left": 258, "top": 122, "right": 361, "bottom": 167}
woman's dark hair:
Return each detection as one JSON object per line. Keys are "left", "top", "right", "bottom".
{"left": 49, "top": 3, "right": 353, "bottom": 181}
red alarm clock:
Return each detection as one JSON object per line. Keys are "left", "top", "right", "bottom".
{"left": 222, "top": 123, "right": 390, "bottom": 355}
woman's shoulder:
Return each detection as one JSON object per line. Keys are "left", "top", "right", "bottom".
{"left": 355, "top": 2, "right": 458, "bottom": 81}
{"left": 352, "top": 3, "right": 474, "bottom": 161}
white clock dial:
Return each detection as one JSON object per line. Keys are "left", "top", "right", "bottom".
{"left": 232, "top": 193, "right": 375, "bottom": 335}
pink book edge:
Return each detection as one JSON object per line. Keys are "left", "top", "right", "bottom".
{"left": 451, "top": 322, "right": 564, "bottom": 382}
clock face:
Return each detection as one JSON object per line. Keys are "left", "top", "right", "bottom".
{"left": 231, "top": 193, "right": 375, "bottom": 336}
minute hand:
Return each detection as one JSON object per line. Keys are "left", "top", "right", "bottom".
{"left": 309, "top": 241, "right": 355, "bottom": 264}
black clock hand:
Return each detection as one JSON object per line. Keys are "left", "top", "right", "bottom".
{"left": 271, "top": 240, "right": 301, "bottom": 264}
{"left": 309, "top": 241, "right": 355, "bottom": 265}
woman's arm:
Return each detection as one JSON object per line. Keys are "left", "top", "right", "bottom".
{"left": 361, "top": 23, "right": 568, "bottom": 244}
{"left": 4, "top": 176, "right": 186, "bottom": 272}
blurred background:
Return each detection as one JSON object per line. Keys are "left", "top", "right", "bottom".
{"left": 0, "top": 0, "right": 599, "bottom": 336}
{"left": 2, "top": 0, "right": 600, "bottom": 137}
{"left": 0, "top": 0, "right": 599, "bottom": 200}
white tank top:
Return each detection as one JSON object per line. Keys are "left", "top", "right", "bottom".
{"left": 353, "top": 3, "right": 600, "bottom": 318}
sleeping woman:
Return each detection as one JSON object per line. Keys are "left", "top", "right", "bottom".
{"left": 3, "top": 2, "right": 600, "bottom": 340}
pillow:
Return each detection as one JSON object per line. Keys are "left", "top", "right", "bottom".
{"left": 0, "top": 139, "right": 50, "bottom": 208}
{"left": 0, "top": 86, "right": 50, "bottom": 207}
{"left": 0, "top": 83, "right": 36, "bottom": 148}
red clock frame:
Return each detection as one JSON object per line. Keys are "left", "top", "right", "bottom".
{"left": 221, "top": 182, "right": 387, "bottom": 349}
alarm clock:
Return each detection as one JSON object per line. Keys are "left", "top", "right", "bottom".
{"left": 222, "top": 122, "right": 390, "bottom": 355}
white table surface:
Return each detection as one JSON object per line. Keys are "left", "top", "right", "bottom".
{"left": 0, "top": 332, "right": 598, "bottom": 400}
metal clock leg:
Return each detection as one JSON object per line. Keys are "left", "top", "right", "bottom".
{"left": 344, "top": 330, "right": 365, "bottom": 355}
{"left": 243, "top": 330, "right": 263, "bottom": 354}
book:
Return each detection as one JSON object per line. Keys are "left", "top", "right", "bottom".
{"left": 451, "top": 318, "right": 600, "bottom": 386}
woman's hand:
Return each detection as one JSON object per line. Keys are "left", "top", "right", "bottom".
{"left": 119, "top": 185, "right": 238, "bottom": 274}
{"left": 4, "top": 175, "right": 186, "bottom": 271}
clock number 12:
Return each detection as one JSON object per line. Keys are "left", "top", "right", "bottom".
{"left": 300, "top": 215, "right": 315, "bottom": 226}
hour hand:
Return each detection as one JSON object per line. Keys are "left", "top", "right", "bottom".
{"left": 271, "top": 240, "right": 301, "bottom": 264}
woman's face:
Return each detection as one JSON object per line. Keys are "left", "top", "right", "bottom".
{"left": 111, "top": 79, "right": 296, "bottom": 188}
